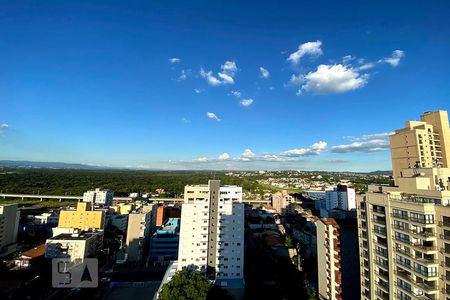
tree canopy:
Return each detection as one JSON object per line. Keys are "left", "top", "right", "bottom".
{"left": 158, "top": 268, "right": 211, "bottom": 300}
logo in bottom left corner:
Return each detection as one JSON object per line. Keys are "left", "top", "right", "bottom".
{"left": 52, "top": 258, "right": 98, "bottom": 288}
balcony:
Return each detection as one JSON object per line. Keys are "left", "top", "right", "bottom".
{"left": 372, "top": 218, "right": 386, "bottom": 225}
{"left": 391, "top": 213, "right": 409, "bottom": 220}
{"left": 413, "top": 281, "right": 437, "bottom": 292}
{"left": 410, "top": 230, "right": 434, "bottom": 239}
{"left": 439, "top": 234, "right": 450, "bottom": 240}
{"left": 375, "top": 260, "right": 389, "bottom": 270}
{"left": 439, "top": 222, "right": 450, "bottom": 228}
{"left": 376, "top": 271, "right": 389, "bottom": 281}
{"left": 395, "top": 269, "right": 412, "bottom": 281}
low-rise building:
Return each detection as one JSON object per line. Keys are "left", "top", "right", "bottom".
{"left": 45, "top": 230, "right": 103, "bottom": 264}
{"left": 34, "top": 212, "right": 59, "bottom": 225}
{"left": 15, "top": 244, "right": 46, "bottom": 269}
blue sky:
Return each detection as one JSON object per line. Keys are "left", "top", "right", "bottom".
{"left": 1, "top": 0, "right": 450, "bottom": 171}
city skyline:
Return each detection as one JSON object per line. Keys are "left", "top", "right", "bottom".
{"left": 1, "top": 1, "right": 450, "bottom": 171}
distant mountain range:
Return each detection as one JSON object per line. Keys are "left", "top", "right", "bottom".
{"left": 0, "top": 160, "right": 113, "bottom": 170}
{"left": 0, "top": 160, "right": 392, "bottom": 174}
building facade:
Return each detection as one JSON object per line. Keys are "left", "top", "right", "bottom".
{"left": 358, "top": 110, "right": 450, "bottom": 300}
{"left": 271, "top": 190, "right": 295, "bottom": 215}
{"left": 125, "top": 209, "right": 152, "bottom": 262}
{"left": 83, "top": 188, "right": 114, "bottom": 206}
{"left": 177, "top": 180, "right": 244, "bottom": 287}
{"left": 0, "top": 204, "right": 20, "bottom": 255}
{"left": 58, "top": 202, "right": 105, "bottom": 230}
{"left": 150, "top": 218, "right": 180, "bottom": 263}
{"left": 45, "top": 230, "right": 103, "bottom": 264}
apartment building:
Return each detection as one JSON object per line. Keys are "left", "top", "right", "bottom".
{"left": 358, "top": 110, "right": 450, "bottom": 300}
{"left": 390, "top": 110, "right": 450, "bottom": 179}
{"left": 177, "top": 180, "right": 244, "bottom": 288}
{"left": 0, "top": 204, "right": 20, "bottom": 255}
{"left": 125, "top": 208, "right": 152, "bottom": 262}
{"left": 83, "top": 188, "right": 114, "bottom": 206}
{"left": 272, "top": 190, "right": 295, "bottom": 215}
{"left": 58, "top": 202, "right": 105, "bottom": 230}
{"left": 45, "top": 230, "right": 103, "bottom": 264}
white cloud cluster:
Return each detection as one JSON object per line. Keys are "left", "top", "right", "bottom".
{"left": 230, "top": 90, "right": 241, "bottom": 98}
{"left": 380, "top": 50, "right": 405, "bottom": 67}
{"left": 175, "top": 141, "right": 328, "bottom": 165}
{"left": 332, "top": 132, "right": 392, "bottom": 153}
{"left": 206, "top": 112, "right": 221, "bottom": 122}
{"left": 200, "top": 61, "right": 238, "bottom": 86}
{"left": 169, "top": 57, "right": 181, "bottom": 64}
{"left": 259, "top": 67, "right": 269, "bottom": 78}
{"left": 218, "top": 153, "right": 230, "bottom": 160}
{"left": 287, "top": 40, "right": 323, "bottom": 64}
{"left": 280, "top": 141, "right": 327, "bottom": 156}
{"left": 240, "top": 98, "right": 254, "bottom": 107}
{"left": 300, "top": 64, "right": 369, "bottom": 94}
{"left": 178, "top": 69, "right": 188, "bottom": 81}
{"left": 287, "top": 42, "right": 404, "bottom": 95}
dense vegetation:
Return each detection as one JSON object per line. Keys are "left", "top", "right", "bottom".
{"left": 0, "top": 168, "right": 262, "bottom": 197}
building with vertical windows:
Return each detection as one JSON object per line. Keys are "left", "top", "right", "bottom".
{"left": 150, "top": 218, "right": 180, "bottom": 263}
{"left": 271, "top": 190, "right": 295, "bottom": 215}
{"left": 125, "top": 208, "right": 152, "bottom": 262}
{"left": 177, "top": 180, "right": 244, "bottom": 288}
{"left": 58, "top": 202, "right": 105, "bottom": 230}
{"left": 0, "top": 204, "right": 20, "bottom": 256}
{"left": 358, "top": 110, "right": 450, "bottom": 300}
{"left": 83, "top": 188, "right": 114, "bottom": 206}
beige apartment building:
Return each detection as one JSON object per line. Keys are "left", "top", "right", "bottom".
{"left": 358, "top": 110, "right": 450, "bottom": 300}
{"left": 271, "top": 190, "right": 295, "bottom": 215}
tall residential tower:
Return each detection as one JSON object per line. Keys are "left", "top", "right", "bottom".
{"left": 358, "top": 110, "right": 450, "bottom": 300}
{"left": 177, "top": 180, "right": 244, "bottom": 288}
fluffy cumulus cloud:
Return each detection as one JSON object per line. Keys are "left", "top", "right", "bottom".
{"left": 259, "top": 67, "right": 269, "bottom": 78}
{"left": 332, "top": 132, "right": 393, "bottom": 153}
{"left": 200, "top": 61, "right": 238, "bottom": 86}
{"left": 240, "top": 98, "right": 254, "bottom": 107}
{"left": 280, "top": 141, "right": 327, "bottom": 157}
{"left": 300, "top": 64, "right": 368, "bottom": 94}
{"left": 206, "top": 112, "right": 221, "bottom": 122}
{"left": 0, "top": 124, "right": 9, "bottom": 129}
{"left": 169, "top": 57, "right": 181, "bottom": 64}
{"left": 240, "top": 149, "right": 256, "bottom": 160}
{"left": 218, "top": 152, "right": 230, "bottom": 160}
{"left": 380, "top": 50, "right": 405, "bottom": 67}
{"left": 287, "top": 40, "right": 323, "bottom": 64}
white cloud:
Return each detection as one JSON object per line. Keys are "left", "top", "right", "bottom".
{"left": 194, "top": 157, "right": 209, "bottom": 162}
{"left": 206, "top": 112, "right": 221, "bottom": 122}
{"left": 381, "top": 50, "right": 405, "bottom": 67}
{"left": 230, "top": 90, "right": 241, "bottom": 98}
{"left": 194, "top": 88, "right": 204, "bottom": 94}
{"left": 238, "top": 149, "right": 256, "bottom": 161}
{"left": 200, "top": 61, "right": 238, "bottom": 86}
{"left": 178, "top": 69, "right": 188, "bottom": 81}
{"left": 0, "top": 124, "right": 9, "bottom": 129}
{"left": 333, "top": 132, "right": 392, "bottom": 153}
{"left": 280, "top": 141, "right": 327, "bottom": 157}
{"left": 221, "top": 61, "right": 237, "bottom": 76}
{"left": 357, "top": 63, "right": 376, "bottom": 71}
{"left": 169, "top": 57, "right": 181, "bottom": 64}
{"left": 287, "top": 40, "right": 323, "bottom": 64}
{"left": 200, "top": 68, "right": 222, "bottom": 86}
{"left": 342, "top": 55, "right": 356, "bottom": 64}
{"left": 259, "top": 67, "right": 269, "bottom": 78}
{"left": 301, "top": 64, "right": 368, "bottom": 94}
{"left": 331, "top": 139, "right": 389, "bottom": 153}
{"left": 218, "top": 153, "right": 230, "bottom": 160}
{"left": 344, "top": 132, "right": 394, "bottom": 141}
{"left": 240, "top": 98, "right": 254, "bottom": 107}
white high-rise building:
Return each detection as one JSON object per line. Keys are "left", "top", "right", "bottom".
{"left": 177, "top": 180, "right": 244, "bottom": 287}
{"left": 0, "top": 204, "right": 20, "bottom": 256}
{"left": 83, "top": 188, "right": 114, "bottom": 206}
{"left": 325, "top": 184, "right": 356, "bottom": 211}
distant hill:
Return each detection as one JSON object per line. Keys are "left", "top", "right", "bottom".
{"left": 366, "top": 170, "right": 392, "bottom": 176}
{"left": 0, "top": 160, "right": 112, "bottom": 170}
